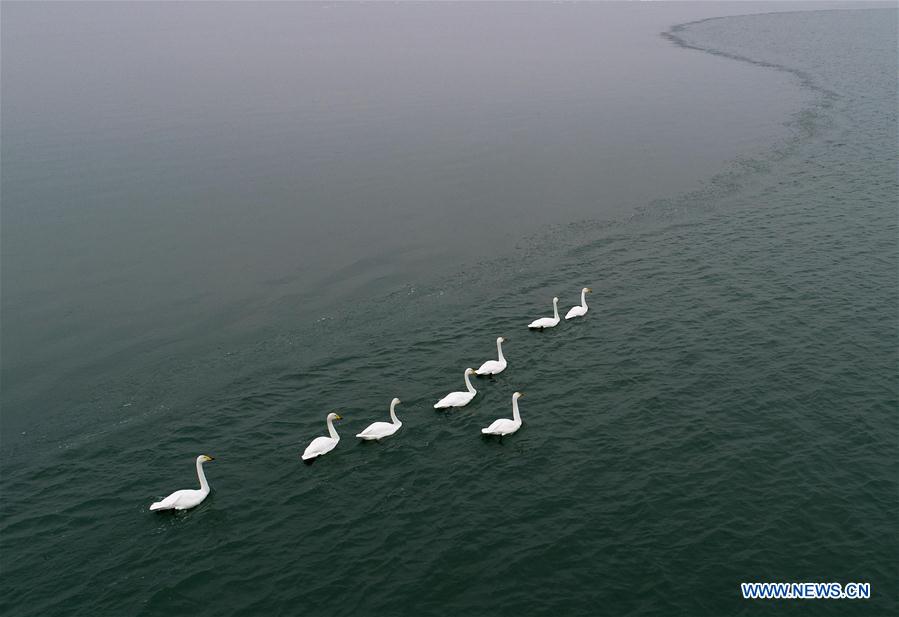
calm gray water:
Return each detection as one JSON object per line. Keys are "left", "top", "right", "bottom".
{"left": 1, "top": 3, "right": 897, "bottom": 616}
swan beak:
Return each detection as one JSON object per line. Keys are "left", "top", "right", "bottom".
{"left": 335, "top": 414, "right": 343, "bottom": 420}
{"left": 587, "top": 288, "right": 593, "bottom": 292}
{"left": 205, "top": 455, "right": 215, "bottom": 461}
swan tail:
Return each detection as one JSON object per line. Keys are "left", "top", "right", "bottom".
{"left": 150, "top": 492, "right": 181, "bottom": 511}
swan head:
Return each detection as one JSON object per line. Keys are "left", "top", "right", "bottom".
{"left": 497, "top": 336, "right": 505, "bottom": 343}
{"left": 197, "top": 454, "right": 215, "bottom": 463}
{"left": 391, "top": 397, "right": 401, "bottom": 406}
{"left": 465, "top": 368, "right": 476, "bottom": 375}
{"left": 513, "top": 391, "right": 523, "bottom": 399}
{"left": 553, "top": 297, "right": 559, "bottom": 304}
{"left": 327, "top": 412, "right": 342, "bottom": 422}
{"left": 583, "top": 287, "right": 592, "bottom": 293}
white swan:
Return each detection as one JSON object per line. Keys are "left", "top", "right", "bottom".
{"left": 434, "top": 368, "right": 477, "bottom": 409}
{"left": 356, "top": 398, "right": 402, "bottom": 441}
{"left": 482, "top": 392, "right": 523, "bottom": 436}
{"left": 150, "top": 454, "right": 215, "bottom": 511}
{"left": 302, "top": 412, "right": 343, "bottom": 461}
{"left": 476, "top": 337, "right": 508, "bottom": 375}
{"left": 565, "top": 287, "right": 592, "bottom": 319}
{"left": 528, "top": 297, "right": 560, "bottom": 329}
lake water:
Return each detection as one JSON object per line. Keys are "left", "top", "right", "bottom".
{"left": 1, "top": 3, "right": 896, "bottom": 616}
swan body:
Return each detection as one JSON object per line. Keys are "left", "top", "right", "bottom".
{"left": 357, "top": 398, "right": 402, "bottom": 441}
{"left": 150, "top": 455, "right": 215, "bottom": 511}
{"left": 476, "top": 337, "right": 507, "bottom": 375}
{"left": 528, "top": 297, "right": 560, "bottom": 329}
{"left": 565, "top": 287, "right": 592, "bottom": 320}
{"left": 434, "top": 368, "right": 477, "bottom": 408}
{"left": 302, "top": 412, "right": 343, "bottom": 461}
{"left": 482, "top": 392, "right": 523, "bottom": 436}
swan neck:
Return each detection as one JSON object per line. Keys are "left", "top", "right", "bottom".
{"left": 389, "top": 401, "right": 400, "bottom": 424}
{"left": 327, "top": 417, "right": 339, "bottom": 440}
{"left": 196, "top": 459, "right": 209, "bottom": 492}
{"left": 581, "top": 290, "right": 588, "bottom": 309}
{"left": 464, "top": 371, "right": 476, "bottom": 393}
{"left": 553, "top": 300, "right": 559, "bottom": 320}
{"left": 496, "top": 339, "right": 505, "bottom": 362}
{"left": 512, "top": 398, "right": 521, "bottom": 423}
